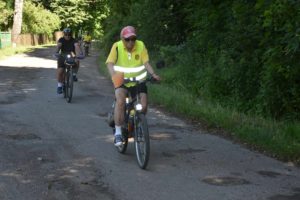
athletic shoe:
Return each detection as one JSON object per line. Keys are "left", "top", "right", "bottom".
{"left": 57, "top": 86, "right": 63, "bottom": 94}
{"left": 73, "top": 75, "right": 78, "bottom": 82}
{"left": 114, "top": 134, "right": 123, "bottom": 147}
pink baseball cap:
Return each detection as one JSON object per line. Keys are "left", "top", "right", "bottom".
{"left": 120, "top": 26, "right": 136, "bottom": 39}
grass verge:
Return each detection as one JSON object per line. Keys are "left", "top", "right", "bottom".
{"left": 0, "top": 44, "right": 55, "bottom": 60}
{"left": 148, "top": 84, "right": 300, "bottom": 165}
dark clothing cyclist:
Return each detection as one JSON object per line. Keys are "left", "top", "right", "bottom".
{"left": 57, "top": 37, "right": 78, "bottom": 69}
{"left": 55, "top": 28, "right": 82, "bottom": 94}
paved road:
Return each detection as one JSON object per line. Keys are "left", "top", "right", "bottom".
{"left": 0, "top": 46, "right": 299, "bottom": 200}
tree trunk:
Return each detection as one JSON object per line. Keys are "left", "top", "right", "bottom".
{"left": 11, "top": 0, "right": 23, "bottom": 47}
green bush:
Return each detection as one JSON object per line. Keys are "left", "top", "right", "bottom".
{"left": 0, "top": 0, "right": 13, "bottom": 30}
{"left": 22, "top": 1, "right": 60, "bottom": 36}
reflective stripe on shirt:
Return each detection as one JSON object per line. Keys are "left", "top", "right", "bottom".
{"left": 114, "top": 65, "right": 145, "bottom": 73}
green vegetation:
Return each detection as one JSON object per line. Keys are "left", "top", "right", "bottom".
{"left": 0, "top": 46, "right": 34, "bottom": 59}
{"left": 0, "top": 0, "right": 13, "bottom": 30}
{"left": 22, "top": 1, "right": 60, "bottom": 36}
{"left": 49, "top": 0, "right": 107, "bottom": 37}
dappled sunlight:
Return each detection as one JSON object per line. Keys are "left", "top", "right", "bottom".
{"left": 150, "top": 132, "right": 178, "bottom": 141}
{"left": 0, "top": 171, "right": 32, "bottom": 184}
{"left": 96, "top": 134, "right": 115, "bottom": 143}
{"left": 95, "top": 133, "right": 134, "bottom": 144}
{"left": 22, "top": 88, "right": 37, "bottom": 93}
{"left": 148, "top": 108, "right": 186, "bottom": 126}
{"left": 0, "top": 54, "right": 56, "bottom": 69}
{"left": 46, "top": 157, "right": 95, "bottom": 181}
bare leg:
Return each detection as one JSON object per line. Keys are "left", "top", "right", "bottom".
{"left": 140, "top": 93, "right": 148, "bottom": 114}
{"left": 57, "top": 68, "right": 64, "bottom": 83}
{"left": 74, "top": 61, "right": 79, "bottom": 74}
{"left": 114, "top": 88, "right": 127, "bottom": 126}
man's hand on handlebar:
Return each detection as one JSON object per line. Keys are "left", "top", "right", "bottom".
{"left": 150, "top": 73, "right": 161, "bottom": 82}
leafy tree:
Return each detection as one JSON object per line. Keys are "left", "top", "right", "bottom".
{"left": 22, "top": 1, "right": 60, "bottom": 36}
{"left": 31, "top": 0, "right": 52, "bottom": 10}
{"left": 0, "top": 0, "right": 13, "bottom": 31}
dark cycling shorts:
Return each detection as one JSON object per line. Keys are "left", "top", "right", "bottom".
{"left": 57, "top": 56, "right": 66, "bottom": 68}
{"left": 119, "top": 82, "right": 148, "bottom": 98}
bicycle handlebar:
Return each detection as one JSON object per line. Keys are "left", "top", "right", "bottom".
{"left": 53, "top": 53, "right": 85, "bottom": 60}
{"left": 123, "top": 75, "right": 159, "bottom": 84}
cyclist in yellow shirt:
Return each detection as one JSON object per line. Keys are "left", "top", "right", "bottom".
{"left": 83, "top": 32, "right": 92, "bottom": 56}
{"left": 106, "top": 26, "right": 161, "bottom": 146}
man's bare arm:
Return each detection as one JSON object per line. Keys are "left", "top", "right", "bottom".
{"left": 107, "top": 62, "right": 115, "bottom": 77}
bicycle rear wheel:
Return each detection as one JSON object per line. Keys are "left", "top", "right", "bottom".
{"left": 65, "top": 67, "right": 73, "bottom": 103}
{"left": 134, "top": 113, "right": 150, "bottom": 169}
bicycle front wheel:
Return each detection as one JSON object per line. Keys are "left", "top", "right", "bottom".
{"left": 134, "top": 113, "right": 150, "bottom": 169}
{"left": 66, "top": 67, "right": 73, "bottom": 103}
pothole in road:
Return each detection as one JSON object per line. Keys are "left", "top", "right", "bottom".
{"left": 268, "top": 193, "right": 300, "bottom": 200}
{"left": 149, "top": 123, "right": 188, "bottom": 131}
{"left": 257, "top": 170, "right": 282, "bottom": 178}
{"left": 177, "top": 147, "right": 206, "bottom": 154}
{"left": 162, "top": 148, "right": 205, "bottom": 158}
{"left": 162, "top": 152, "right": 176, "bottom": 158}
{"left": 98, "top": 112, "right": 108, "bottom": 117}
{"left": 1, "top": 133, "right": 41, "bottom": 140}
{"left": 202, "top": 176, "right": 250, "bottom": 186}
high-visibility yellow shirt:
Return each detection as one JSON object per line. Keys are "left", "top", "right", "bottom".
{"left": 83, "top": 35, "right": 92, "bottom": 42}
{"left": 106, "top": 40, "right": 149, "bottom": 65}
{"left": 106, "top": 40, "right": 149, "bottom": 87}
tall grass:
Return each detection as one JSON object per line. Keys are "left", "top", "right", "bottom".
{"left": 148, "top": 84, "right": 300, "bottom": 164}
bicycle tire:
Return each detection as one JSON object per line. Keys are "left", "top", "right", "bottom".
{"left": 63, "top": 69, "right": 67, "bottom": 98}
{"left": 66, "top": 67, "right": 73, "bottom": 103}
{"left": 134, "top": 113, "right": 150, "bottom": 169}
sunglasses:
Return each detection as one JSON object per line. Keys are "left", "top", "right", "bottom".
{"left": 124, "top": 37, "right": 136, "bottom": 42}
{"left": 64, "top": 34, "right": 71, "bottom": 37}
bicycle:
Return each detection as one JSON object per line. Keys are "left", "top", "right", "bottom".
{"left": 108, "top": 76, "right": 155, "bottom": 169}
{"left": 55, "top": 53, "right": 83, "bottom": 103}
{"left": 83, "top": 42, "right": 90, "bottom": 56}
{"left": 63, "top": 54, "right": 76, "bottom": 103}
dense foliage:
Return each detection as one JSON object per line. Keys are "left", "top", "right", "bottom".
{"left": 102, "top": 0, "right": 300, "bottom": 120}
{"left": 0, "top": 0, "right": 13, "bottom": 31}
{"left": 49, "top": 0, "right": 107, "bottom": 37}
{"left": 0, "top": 0, "right": 60, "bottom": 36}
{"left": 22, "top": 1, "right": 60, "bottom": 36}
